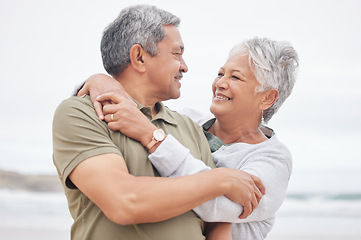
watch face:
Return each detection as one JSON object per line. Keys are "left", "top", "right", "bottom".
{"left": 154, "top": 130, "right": 165, "bottom": 141}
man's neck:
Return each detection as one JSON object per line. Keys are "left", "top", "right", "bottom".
{"left": 115, "top": 73, "right": 159, "bottom": 117}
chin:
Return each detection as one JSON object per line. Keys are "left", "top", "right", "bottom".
{"left": 170, "top": 91, "right": 181, "bottom": 100}
{"left": 210, "top": 103, "right": 218, "bottom": 115}
{"left": 210, "top": 103, "right": 227, "bottom": 117}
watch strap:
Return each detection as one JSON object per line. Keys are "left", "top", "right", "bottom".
{"left": 146, "top": 129, "right": 165, "bottom": 150}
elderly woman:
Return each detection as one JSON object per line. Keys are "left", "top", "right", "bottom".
{"left": 79, "top": 37, "right": 298, "bottom": 239}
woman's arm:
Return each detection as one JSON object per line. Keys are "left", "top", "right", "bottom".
{"left": 148, "top": 134, "right": 256, "bottom": 221}
{"left": 205, "top": 222, "right": 232, "bottom": 240}
{"left": 76, "top": 74, "right": 136, "bottom": 120}
{"left": 149, "top": 134, "right": 291, "bottom": 223}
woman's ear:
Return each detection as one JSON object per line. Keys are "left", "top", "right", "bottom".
{"left": 260, "top": 89, "right": 279, "bottom": 111}
{"left": 129, "top": 44, "right": 146, "bottom": 72}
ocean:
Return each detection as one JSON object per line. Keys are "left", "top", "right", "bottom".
{"left": 1, "top": 188, "right": 361, "bottom": 239}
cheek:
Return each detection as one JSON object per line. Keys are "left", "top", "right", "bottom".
{"left": 212, "top": 78, "right": 218, "bottom": 93}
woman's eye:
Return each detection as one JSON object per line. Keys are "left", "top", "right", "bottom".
{"left": 232, "top": 75, "right": 245, "bottom": 81}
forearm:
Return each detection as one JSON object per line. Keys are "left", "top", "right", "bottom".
{"left": 148, "top": 135, "right": 290, "bottom": 223}
{"left": 117, "top": 168, "right": 233, "bottom": 224}
{"left": 73, "top": 81, "right": 86, "bottom": 96}
{"left": 149, "top": 135, "right": 244, "bottom": 222}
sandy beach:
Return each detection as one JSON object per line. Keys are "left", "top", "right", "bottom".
{"left": 2, "top": 218, "right": 361, "bottom": 240}
{"left": 0, "top": 227, "right": 70, "bottom": 240}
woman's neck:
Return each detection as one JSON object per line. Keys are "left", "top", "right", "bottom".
{"left": 209, "top": 117, "right": 267, "bottom": 145}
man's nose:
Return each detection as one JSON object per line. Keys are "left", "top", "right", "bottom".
{"left": 180, "top": 57, "right": 188, "bottom": 73}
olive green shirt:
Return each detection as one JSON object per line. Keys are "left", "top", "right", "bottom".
{"left": 52, "top": 95, "right": 215, "bottom": 240}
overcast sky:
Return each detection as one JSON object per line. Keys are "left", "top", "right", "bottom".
{"left": 1, "top": 0, "right": 360, "bottom": 192}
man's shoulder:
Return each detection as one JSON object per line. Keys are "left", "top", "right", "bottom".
{"left": 53, "top": 95, "right": 99, "bottom": 128}
{"left": 57, "top": 95, "right": 92, "bottom": 108}
{"left": 55, "top": 95, "right": 94, "bottom": 116}
{"left": 177, "top": 108, "right": 214, "bottom": 126}
{"left": 163, "top": 106, "right": 202, "bottom": 129}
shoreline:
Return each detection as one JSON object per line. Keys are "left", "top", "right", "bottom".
{"left": 0, "top": 169, "right": 62, "bottom": 192}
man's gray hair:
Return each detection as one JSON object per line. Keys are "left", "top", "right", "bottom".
{"left": 101, "top": 5, "right": 181, "bottom": 76}
{"left": 229, "top": 37, "right": 299, "bottom": 123}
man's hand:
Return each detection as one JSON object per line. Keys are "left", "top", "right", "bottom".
{"left": 222, "top": 168, "right": 265, "bottom": 219}
{"left": 77, "top": 74, "right": 135, "bottom": 120}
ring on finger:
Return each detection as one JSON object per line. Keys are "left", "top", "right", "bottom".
{"left": 111, "top": 114, "right": 114, "bottom": 121}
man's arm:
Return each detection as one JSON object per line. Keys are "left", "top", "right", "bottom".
{"left": 69, "top": 152, "right": 258, "bottom": 225}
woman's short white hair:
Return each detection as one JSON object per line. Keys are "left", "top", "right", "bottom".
{"left": 229, "top": 37, "right": 299, "bottom": 123}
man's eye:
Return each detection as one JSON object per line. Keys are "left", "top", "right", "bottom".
{"left": 218, "top": 73, "right": 224, "bottom": 77}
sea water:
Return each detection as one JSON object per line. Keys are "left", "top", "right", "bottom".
{"left": 1, "top": 188, "right": 361, "bottom": 239}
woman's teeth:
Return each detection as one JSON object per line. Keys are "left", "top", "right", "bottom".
{"left": 216, "top": 95, "right": 231, "bottom": 100}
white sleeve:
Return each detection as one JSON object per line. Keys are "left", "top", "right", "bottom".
{"left": 149, "top": 134, "right": 244, "bottom": 222}
{"left": 236, "top": 144, "right": 292, "bottom": 222}
{"left": 149, "top": 134, "right": 291, "bottom": 224}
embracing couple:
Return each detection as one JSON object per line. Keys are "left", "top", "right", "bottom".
{"left": 53, "top": 4, "right": 298, "bottom": 240}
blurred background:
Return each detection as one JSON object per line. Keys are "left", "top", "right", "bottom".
{"left": 1, "top": 0, "right": 360, "bottom": 239}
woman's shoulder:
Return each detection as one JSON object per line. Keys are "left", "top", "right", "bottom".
{"left": 267, "top": 134, "right": 291, "bottom": 155}
{"left": 260, "top": 134, "right": 293, "bottom": 175}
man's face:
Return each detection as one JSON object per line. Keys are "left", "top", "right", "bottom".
{"left": 146, "top": 25, "right": 188, "bottom": 101}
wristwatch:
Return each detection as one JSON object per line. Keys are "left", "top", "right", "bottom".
{"left": 146, "top": 129, "right": 166, "bottom": 150}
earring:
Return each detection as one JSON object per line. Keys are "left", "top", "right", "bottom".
{"left": 261, "top": 111, "right": 265, "bottom": 125}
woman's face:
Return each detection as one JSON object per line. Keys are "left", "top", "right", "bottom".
{"left": 210, "top": 53, "right": 265, "bottom": 120}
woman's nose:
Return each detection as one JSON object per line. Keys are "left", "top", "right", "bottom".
{"left": 215, "top": 75, "right": 228, "bottom": 89}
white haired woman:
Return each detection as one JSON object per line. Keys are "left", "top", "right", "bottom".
{"left": 79, "top": 37, "right": 299, "bottom": 239}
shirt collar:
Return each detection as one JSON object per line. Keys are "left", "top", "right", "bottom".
{"left": 134, "top": 100, "right": 178, "bottom": 126}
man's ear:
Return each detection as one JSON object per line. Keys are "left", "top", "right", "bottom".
{"left": 260, "top": 89, "right": 279, "bottom": 111}
{"left": 129, "top": 44, "right": 146, "bottom": 72}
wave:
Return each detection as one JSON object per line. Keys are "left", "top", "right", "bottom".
{"left": 286, "top": 193, "right": 361, "bottom": 201}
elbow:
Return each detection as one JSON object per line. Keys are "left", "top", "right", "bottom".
{"left": 108, "top": 212, "right": 136, "bottom": 226}
{"left": 252, "top": 194, "right": 282, "bottom": 221}
{"left": 193, "top": 205, "right": 218, "bottom": 222}
{"left": 107, "top": 210, "right": 136, "bottom": 226}
{"left": 104, "top": 193, "right": 140, "bottom": 225}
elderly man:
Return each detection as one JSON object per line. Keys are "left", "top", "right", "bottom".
{"left": 53, "top": 5, "right": 264, "bottom": 240}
